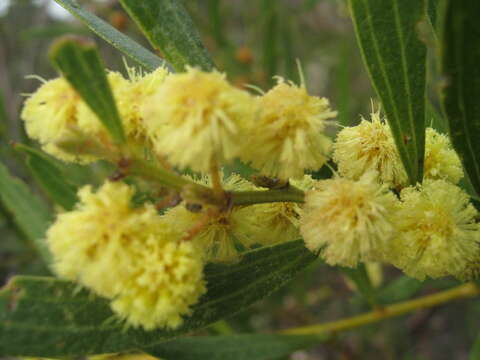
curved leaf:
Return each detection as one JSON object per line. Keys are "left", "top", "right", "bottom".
{"left": 348, "top": 0, "right": 427, "bottom": 184}
{"left": 53, "top": 0, "right": 167, "bottom": 71}
{"left": 0, "top": 163, "right": 52, "bottom": 264}
{"left": 50, "top": 36, "right": 125, "bottom": 144}
{"left": 119, "top": 0, "right": 215, "bottom": 71}
{"left": 146, "top": 333, "right": 327, "bottom": 360}
{"left": 0, "top": 240, "right": 316, "bottom": 357}
{"left": 439, "top": 0, "right": 480, "bottom": 196}
{"left": 15, "top": 144, "right": 78, "bottom": 210}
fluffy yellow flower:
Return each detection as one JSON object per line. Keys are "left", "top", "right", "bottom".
{"left": 164, "top": 173, "right": 258, "bottom": 262}
{"left": 122, "top": 67, "right": 169, "bottom": 138}
{"left": 142, "top": 67, "right": 256, "bottom": 173}
{"left": 333, "top": 110, "right": 407, "bottom": 188}
{"left": 424, "top": 127, "right": 463, "bottom": 184}
{"left": 47, "top": 181, "right": 206, "bottom": 330}
{"left": 20, "top": 77, "right": 92, "bottom": 162}
{"left": 388, "top": 179, "right": 480, "bottom": 280}
{"left": 300, "top": 172, "right": 399, "bottom": 267}
{"left": 248, "top": 175, "right": 317, "bottom": 246}
{"left": 241, "top": 78, "right": 336, "bottom": 179}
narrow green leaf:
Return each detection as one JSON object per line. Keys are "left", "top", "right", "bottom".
{"left": 262, "top": 0, "right": 279, "bottom": 86}
{"left": 49, "top": 36, "right": 125, "bottom": 144}
{"left": 377, "top": 276, "right": 424, "bottom": 305}
{"left": 0, "top": 240, "right": 316, "bottom": 357}
{"left": 348, "top": 0, "right": 427, "bottom": 184}
{"left": 119, "top": 0, "right": 215, "bottom": 72}
{"left": 439, "top": 0, "right": 480, "bottom": 196}
{"left": 146, "top": 334, "right": 327, "bottom": 360}
{"left": 0, "top": 163, "right": 52, "bottom": 264}
{"left": 340, "top": 264, "right": 378, "bottom": 307}
{"left": 470, "top": 334, "right": 480, "bottom": 360}
{"left": 15, "top": 144, "right": 78, "bottom": 210}
{"left": 53, "top": 0, "right": 166, "bottom": 71}
{"left": 0, "top": 88, "right": 7, "bottom": 137}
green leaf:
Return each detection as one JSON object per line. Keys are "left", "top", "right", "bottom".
{"left": 340, "top": 264, "right": 378, "bottom": 307}
{"left": 0, "top": 163, "right": 52, "bottom": 264}
{"left": 15, "top": 144, "right": 78, "bottom": 211}
{"left": 377, "top": 276, "right": 424, "bottom": 304}
{"left": 146, "top": 333, "right": 327, "bottom": 360}
{"left": 470, "top": 334, "right": 480, "bottom": 360}
{"left": 53, "top": 0, "right": 166, "bottom": 71}
{"left": 0, "top": 88, "right": 7, "bottom": 138}
{"left": 119, "top": 0, "right": 215, "bottom": 72}
{"left": 348, "top": 0, "right": 427, "bottom": 184}
{"left": 0, "top": 240, "right": 316, "bottom": 357}
{"left": 49, "top": 36, "right": 126, "bottom": 144}
{"left": 439, "top": 0, "right": 480, "bottom": 196}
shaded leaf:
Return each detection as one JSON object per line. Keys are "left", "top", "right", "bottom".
{"left": 0, "top": 240, "right": 316, "bottom": 357}
{"left": 470, "top": 334, "right": 480, "bottom": 360}
{"left": 53, "top": 0, "right": 166, "bottom": 71}
{"left": 15, "top": 144, "right": 78, "bottom": 210}
{"left": 439, "top": 0, "right": 480, "bottom": 196}
{"left": 348, "top": 0, "right": 427, "bottom": 184}
{"left": 119, "top": 0, "right": 215, "bottom": 71}
{"left": 377, "top": 276, "right": 424, "bottom": 305}
{"left": 49, "top": 36, "right": 125, "bottom": 144}
{"left": 340, "top": 264, "right": 378, "bottom": 307}
{"left": 0, "top": 163, "right": 52, "bottom": 264}
{"left": 146, "top": 333, "right": 327, "bottom": 360}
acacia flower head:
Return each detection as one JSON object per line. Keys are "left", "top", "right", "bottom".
{"left": 142, "top": 67, "right": 256, "bottom": 173}
{"left": 241, "top": 77, "right": 336, "bottom": 180}
{"left": 300, "top": 171, "right": 399, "bottom": 267}
{"left": 332, "top": 110, "right": 407, "bottom": 188}
{"left": 164, "top": 173, "right": 259, "bottom": 262}
{"left": 388, "top": 179, "right": 480, "bottom": 280}
{"left": 248, "top": 175, "right": 317, "bottom": 246}
{"left": 423, "top": 127, "right": 463, "bottom": 184}
{"left": 46, "top": 181, "right": 206, "bottom": 330}
{"left": 20, "top": 77, "right": 90, "bottom": 162}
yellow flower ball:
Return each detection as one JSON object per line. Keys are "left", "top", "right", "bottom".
{"left": 248, "top": 175, "right": 317, "bottom": 246}
{"left": 164, "top": 173, "right": 259, "bottom": 262}
{"left": 388, "top": 179, "right": 480, "bottom": 280}
{"left": 241, "top": 78, "right": 336, "bottom": 180}
{"left": 300, "top": 172, "right": 399, "bottom": 267}
{"left": 47, "top": 181, "right": 206, "bottom": 329}
{"left": 424, "top": 127, "right": 463, "bottom": 184}
{"left": 20, "top": 77, "right": 95, "bottom": 162}
{"left": 333, "top": 110, "right": 407, "bottom": 188}
{"left": 142, "top": 67, "right": 256, "bottom": 173}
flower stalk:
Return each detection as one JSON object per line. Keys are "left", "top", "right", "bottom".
{"left": 281, "top": 283, "right": 479, "bottom": 336}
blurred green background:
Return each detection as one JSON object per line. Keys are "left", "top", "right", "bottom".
{"left": 0, "top": 1, "right": 478, "bottom": 359}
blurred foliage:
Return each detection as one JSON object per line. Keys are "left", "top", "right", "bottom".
{"left": 0, "top": 1, "right": 478, "bottom": 359}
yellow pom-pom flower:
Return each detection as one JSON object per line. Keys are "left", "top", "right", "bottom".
{"left": 300, "top": 172, "right": 399, "bottom": 267}
{"left": 164, "top": 173, "right": 259, "bottom": 262}
{"left": 248, "top": 175, "right": 317, "bottom": 246}
{"left": 388, "top": 179, "right": 480, "bottom": 280}
{"left": 20, "top": 77, "right": 90, "bottom": 162}
{"left": 241, "top": 78, "right": 336, "bottom": 179}
{"left": 334, "top": 109, "right": 463, "bottom": 187}
{"left": 423, "top": 127, "right": 463, "bottom": 184}
{"left": 46, "top": 181, "right": 206, "bottom": 330}
{"left": 142, "top": 67, "right": 256, "bottom": 173}
{"left": 122, "top": 66, "right": 170, "bottom": 138}
{"left": 332, "top": 110, "right": 407, "bottom": 188}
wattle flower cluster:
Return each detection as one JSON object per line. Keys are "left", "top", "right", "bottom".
{"left": 21, "top": 64, "right": 480, "bottom": 331}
